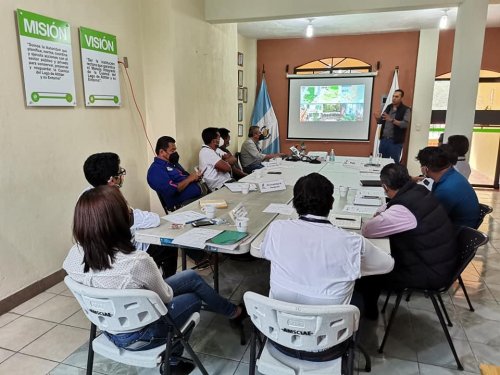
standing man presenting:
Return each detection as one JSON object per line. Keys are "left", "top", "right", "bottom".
{"left": 374, "top": 89, "right": 411, "bottom": 163}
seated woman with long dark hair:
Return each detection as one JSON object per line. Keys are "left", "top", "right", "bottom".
{"left": 64, "top": 185, "right": 246, "bottom": 373}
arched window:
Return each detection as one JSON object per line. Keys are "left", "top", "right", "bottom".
{"left": 294, "top": 57, "right": 371, "bottom": 75}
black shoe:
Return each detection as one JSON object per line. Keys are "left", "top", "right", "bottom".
{"left": 170, "top": 359, "right": 195, "bottom": 375}
{"left": 229, "top": 303, "right": 248, "bottom": 328}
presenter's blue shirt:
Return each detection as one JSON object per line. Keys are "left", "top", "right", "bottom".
{"left": 432, "top": 168, "right": 480, "bottom": 228}
{"left": 147, "top": 157, "right": 201, "bottom": 210}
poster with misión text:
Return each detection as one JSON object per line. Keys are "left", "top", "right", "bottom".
{"left": 79, "top": 27, "right": 120, "bottom": 107}
{"left": 16, "top": 9, "right": 76, "bottom": 106}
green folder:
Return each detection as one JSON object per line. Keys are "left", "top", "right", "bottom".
{"left": 209, "top": 230, "right": 248, "bottom": 245}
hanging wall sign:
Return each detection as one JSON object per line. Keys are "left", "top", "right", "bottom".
{"left": 79, "top": 27, "right": 120, "bottom": 107}
{"left": 16, "top": 9, "right": 76, "bottom": 106}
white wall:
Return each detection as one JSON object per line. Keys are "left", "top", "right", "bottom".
{"left": 170, "top": 0, "right": 238, "bottom": 171}
{"left": 237, "top": 34, "right": 257, "bottom": 150}
{"left": 0, "top": 0, "right": 150, "bottom": 300}
{"left": 0, "top": 0, "right": 245, "bottom": 301}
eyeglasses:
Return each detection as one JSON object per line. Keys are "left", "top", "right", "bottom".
{"left": 117, "top": 167, "right": 126, "bottom": 176}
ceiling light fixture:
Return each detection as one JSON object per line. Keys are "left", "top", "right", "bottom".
{"left": 306, "top": 19, "right": 314, "bottom": 38}
{"left": 439, "top": 10, "right": 449, "bottom": 29}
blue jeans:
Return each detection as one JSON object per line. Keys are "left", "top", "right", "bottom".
{"left": 106, "top": 270, "right": 237, "bottom": 361}
{"left": 379, "top": 138, "right": 403, "bottom": 164}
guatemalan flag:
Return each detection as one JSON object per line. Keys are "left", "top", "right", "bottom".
{"left": 251, "top": 76, "right": 280, "bottom": 153}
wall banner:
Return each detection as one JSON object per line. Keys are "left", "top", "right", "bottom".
{"left": 16, "top": 9, "right": 76, "bottom": 106}
{"left": 79, "top": 27, "right": 120, "bottom": 107}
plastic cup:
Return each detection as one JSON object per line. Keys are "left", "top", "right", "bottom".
{"left": 235, "top": 217, "right": 249, "bottom": 233}
{"left": 201, "top": 205, "right": 216, "bottom": 219}
{"left": 241, "top": 183, "right": 250, "bottom": 195}
{"left": 339, "top": 186, "right": 348, "bottom": 198}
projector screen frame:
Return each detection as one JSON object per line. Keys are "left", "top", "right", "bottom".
{"left": 286, "top": 72, "right": 377, "bottom": 142}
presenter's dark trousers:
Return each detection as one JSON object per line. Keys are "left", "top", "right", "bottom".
{"left": 379, "top": 138, "right": 403, "bottom": 164}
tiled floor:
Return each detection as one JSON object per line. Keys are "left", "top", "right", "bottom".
{"left": 1, "top": 188, "right": 500, "bottom": 374}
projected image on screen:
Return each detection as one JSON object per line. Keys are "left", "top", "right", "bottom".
{"left": 299, "top": 85, "right": 365, "bottom": 122}
{"left": 288, "top": 75, "right": 374, "bottom": 141}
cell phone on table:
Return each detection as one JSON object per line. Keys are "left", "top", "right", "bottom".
{"left": 191, "top": 219, "right": 214, "bottom": 227}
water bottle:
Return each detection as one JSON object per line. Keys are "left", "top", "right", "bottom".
{"left": 329, "top": 148, "right": 335, "bottom": 162}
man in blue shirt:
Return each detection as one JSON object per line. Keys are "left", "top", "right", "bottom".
{"left": 147, "top": 136, "right": 204, "bottom": 211}
{"left": 416, "top": 146, "right": 480, "bottom": 228}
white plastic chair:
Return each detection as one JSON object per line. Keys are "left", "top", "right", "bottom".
{"left": 244, "top": 291, "right": 363, "bottom": 375}
{"left": 64, "top": 276, "right": 208, "bottom": 375}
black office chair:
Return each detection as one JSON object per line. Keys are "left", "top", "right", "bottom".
{"left": 477, "top": 203, "right": 493, "bottom": 228}
{"left": 451, "top": 203, "right": 493, "bottom": 311}
{"left": 394, "top": 203, "right": 493, "bottom": 311}
{"left": 379, "top": 227, "right": 489, "bottom": 371}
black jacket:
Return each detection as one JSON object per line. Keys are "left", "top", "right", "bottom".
{"left": 379, "top": 103, "right": 410, "bottom": 144}
{"left": 386, "top": 181, "right": 457, "bottom": 289}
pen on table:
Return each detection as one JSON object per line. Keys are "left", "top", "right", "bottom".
{"left": 335, "top": 217, "right": 357, "bottom": 221}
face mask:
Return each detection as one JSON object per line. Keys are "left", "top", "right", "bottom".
{"left": 218, "top": 138, "right": 225, "bottom": 147}
{"left": 169, "top": 152, "right": 180, "bottom": 164}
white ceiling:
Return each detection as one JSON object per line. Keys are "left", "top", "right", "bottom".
{"left": 237, "top": 4, "right": 500, "bottom": 40}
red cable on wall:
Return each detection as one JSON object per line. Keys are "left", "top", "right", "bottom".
{"left": 118, "top": 60, "right": 155, "bottom": 154}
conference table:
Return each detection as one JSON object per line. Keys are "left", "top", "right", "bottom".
{"left": 136, "top": 155, "right": 392, "bottom": 291}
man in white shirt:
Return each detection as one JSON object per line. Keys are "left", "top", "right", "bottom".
{"left": 199, "top": 127, "right": 235, "bottom": 191}
{"left": 83, "top": 153, "right": 178, "bottom": 277}
{"left": 261, "top": 173, "right": 394, "bottom": 308}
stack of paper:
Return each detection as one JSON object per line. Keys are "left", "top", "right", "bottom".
{"left": 163, "top": 210, "right": 206, "bottom": 224}
{"left": 353, "top": 190, "right": 384, "bottom": 206}
{"left": 263, "top": 203, "right": 295, "bottom": 215}
{"left": 172, "top": 228, "right": 222, "bottom": 249}
{"left": 343, "top": 205, "right": 379, "bottom": 215}
{"left": 224, "top": 183, "right": 258, "bottom": 192}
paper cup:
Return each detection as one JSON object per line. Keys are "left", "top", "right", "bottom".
{"left": 339, "top": 186, "right": 348, "bottom": 198}
{"left": 235, "top": 217, "right": 249, "bottom": 233}
{"left": 201, "top": 205, "right": 216, "bottom": 219}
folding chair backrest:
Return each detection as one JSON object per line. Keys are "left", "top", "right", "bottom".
{"left": 451, "top": 227, "right": 489, "bottom": 283}
{"left": 243, "top": 292, "right": 359, "bottom": 352}
{"left": 477, "top": 204, "right": 493, "bottom": 229}
{"left": 65, "top": 276, "right": 168, "bottom": 334}
{"left": 156, "top": 192, "right": 171, "bottom": 215}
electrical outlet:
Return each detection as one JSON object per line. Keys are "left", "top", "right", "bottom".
{"left": 123, "top": 57, "right": 129, "bottom": 68}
